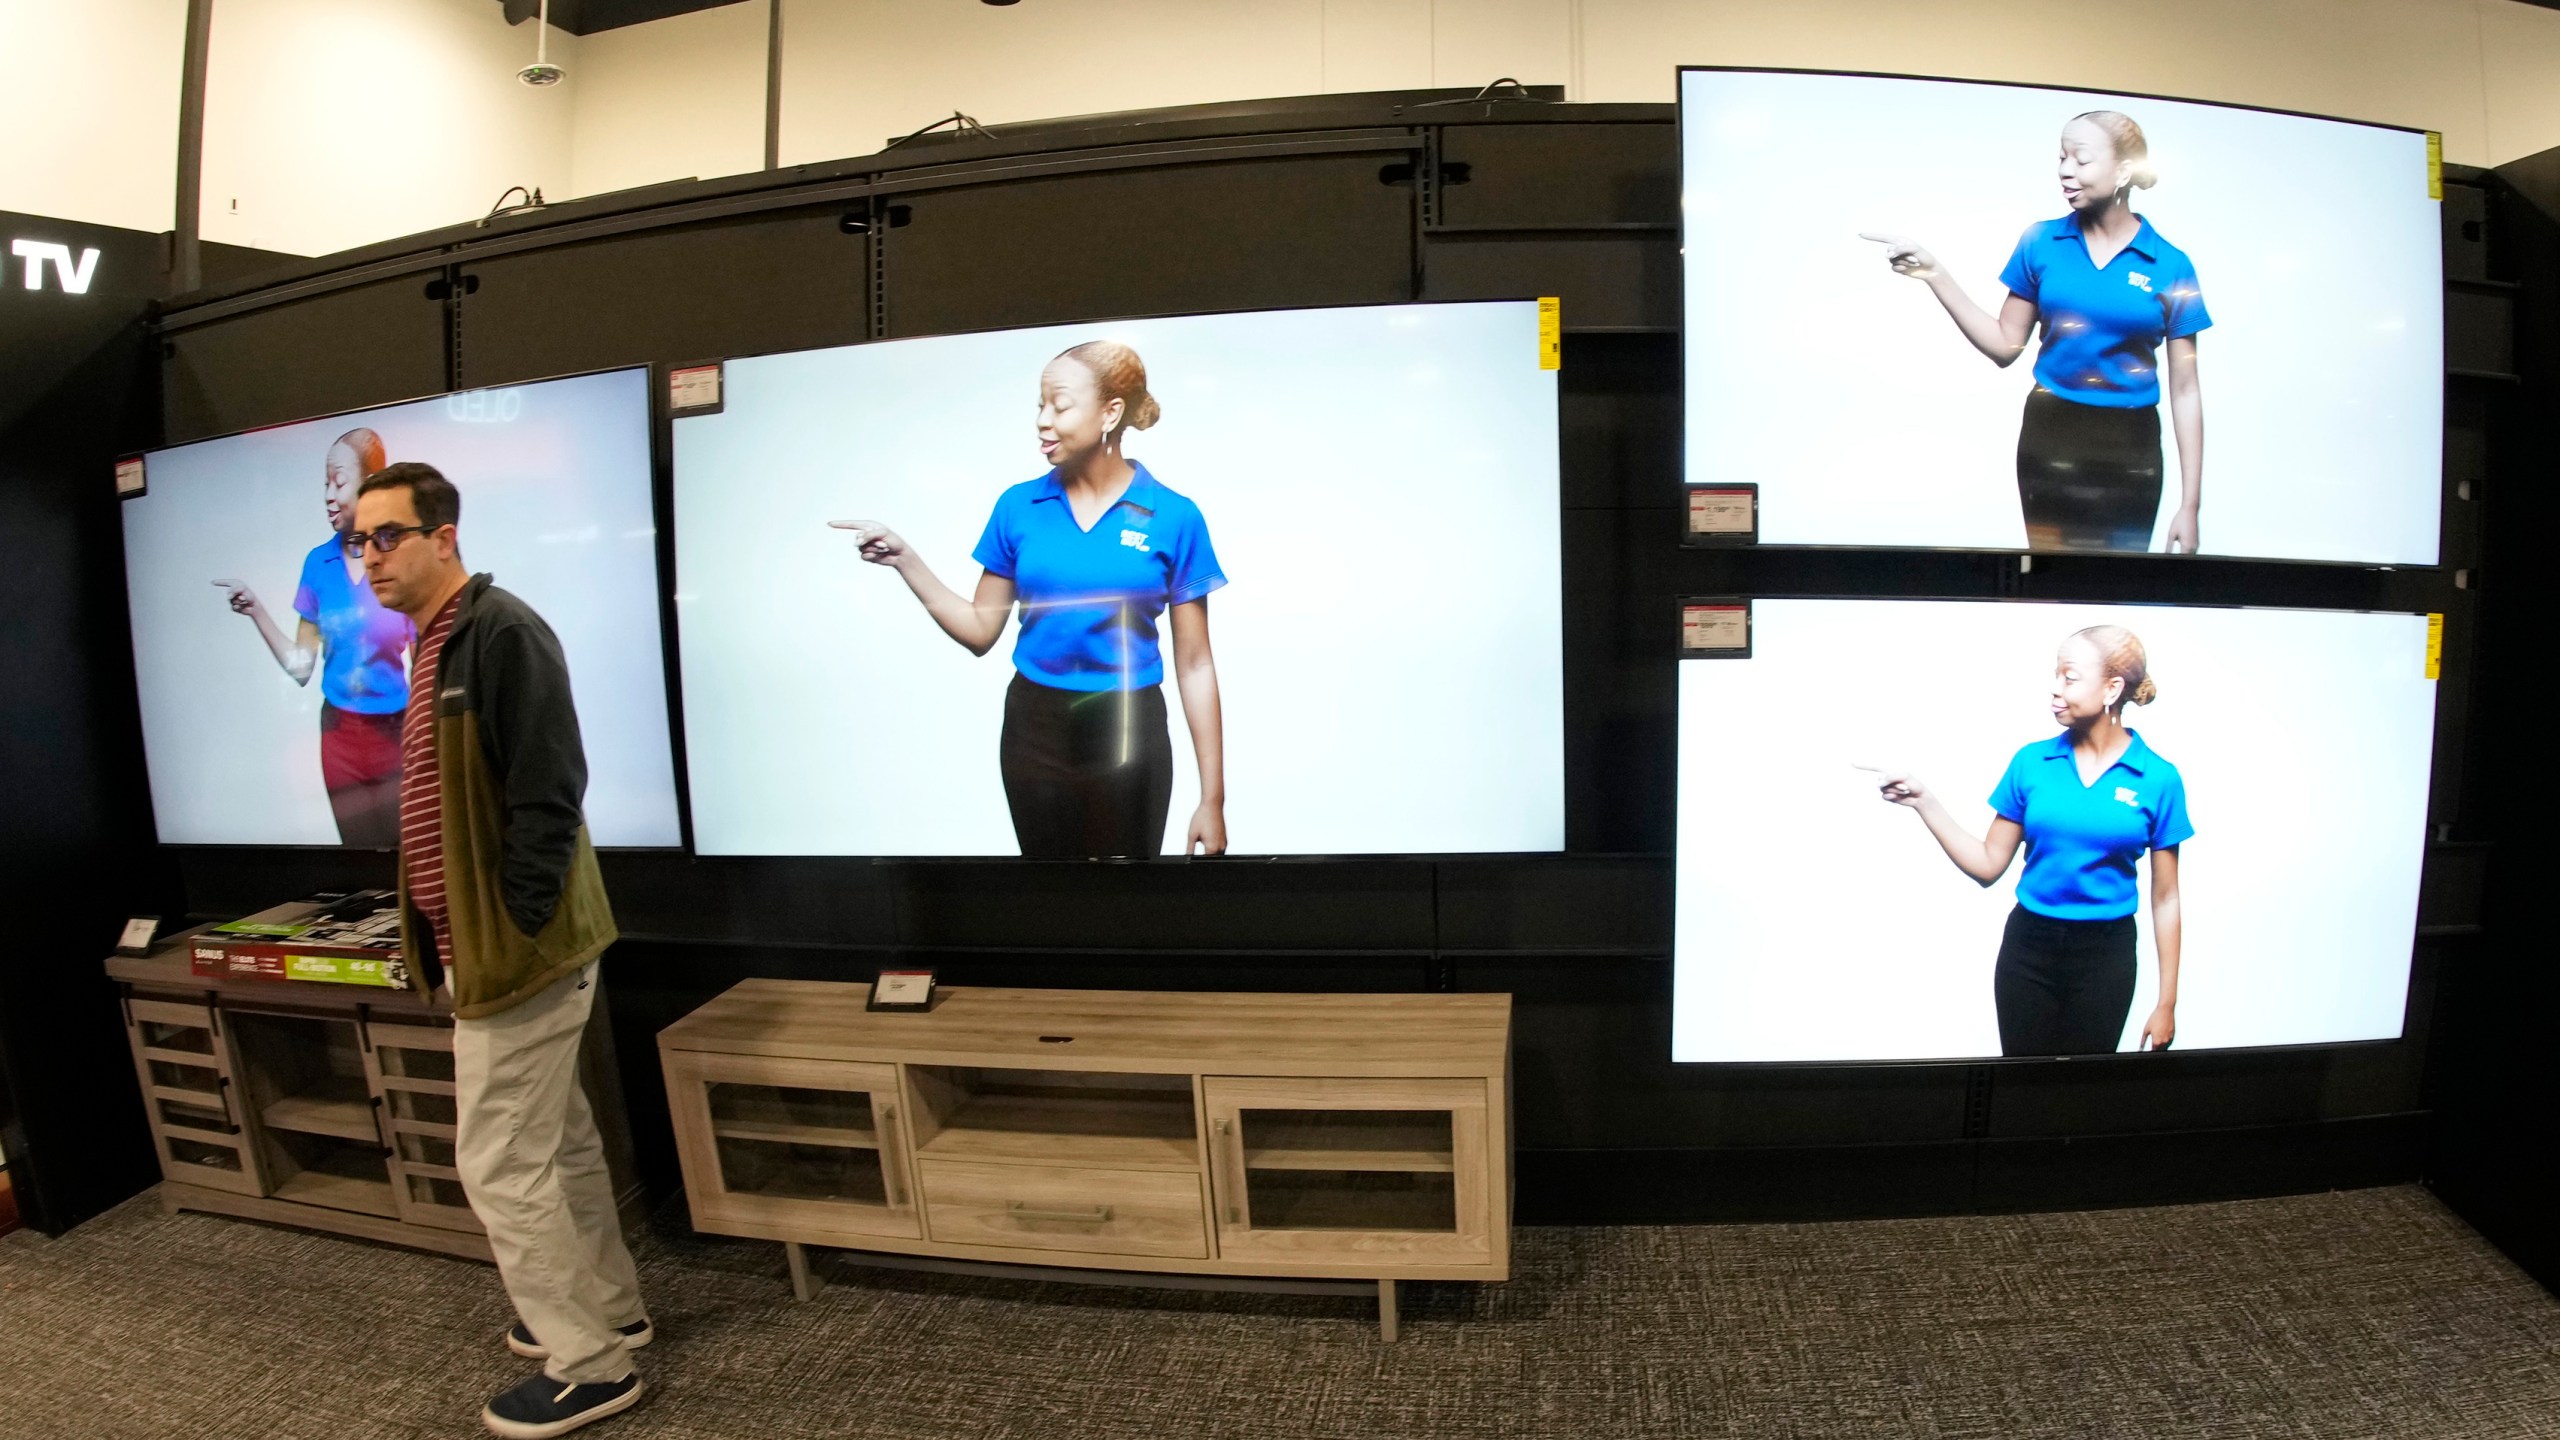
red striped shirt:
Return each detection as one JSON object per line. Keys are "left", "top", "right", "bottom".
{"left": 399, "top": 592, "right": 463, "bottom": 969}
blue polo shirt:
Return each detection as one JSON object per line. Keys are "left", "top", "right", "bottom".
{"left": 1990, "top": 729, "right": 2194, "bottom": 921}
{"left": 1999, "top": 214, "right": 2211, "bottom": 409}
{"left": 292, "top": 535, "right": 413, "bottom": 715}
{"left": 971, "top": 461, "right": 1226, "bottom": 693}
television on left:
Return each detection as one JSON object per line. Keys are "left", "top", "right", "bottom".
{"left": 120, "top": 366, "right": 683, "bottom": 848}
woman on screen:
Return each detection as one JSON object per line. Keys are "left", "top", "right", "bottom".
{"left": 1862, "top": 626, "right": 2189, "bottom": 1055}
{"left": 1862, "top": 111, "right": 2210, "bottom": 553}
{"left": 213, "top": 427, "right": 415, "bottom": 847}
{"left": 834, "top": 341, "right": 1229, "bottom": 858}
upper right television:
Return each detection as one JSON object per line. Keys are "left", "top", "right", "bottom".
{"left": 1680, "top": 68, "right": 2443, "bottom": 564}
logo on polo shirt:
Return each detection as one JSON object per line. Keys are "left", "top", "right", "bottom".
{"left": 1118, "top": 528, "right": 1151, "bottom": 553}
{"left": 2127, "top": 271, "right": 2153, "bottom": 292}
{"left": 2114, "top": 786, "right": 2140, "bottom": 807}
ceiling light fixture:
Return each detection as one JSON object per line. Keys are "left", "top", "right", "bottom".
{"left": 518, "top": 0, "right": 565, "bottom": 85}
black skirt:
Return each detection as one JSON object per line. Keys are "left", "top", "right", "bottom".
{"left": 998, "top": 673, "right": 1174, "bottom": 858}
{"left": 2015, "top": 387, "right": 2164, "bottom": 553}
{"left": 1992, "top": 905, "right": 2139, "bottom": 1056}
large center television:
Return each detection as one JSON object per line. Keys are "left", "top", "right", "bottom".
{"left": 1673, "top": 598, "right": 2436, "bottom": 1063}
{"left": 121, "top": 366, "right": 683, "bottom": 848}
{"left": 1680, "top": 68, "right": 2443, "bottom": 563}
{"left": 672, "top": 300, "right": 1564, "bottom": 858}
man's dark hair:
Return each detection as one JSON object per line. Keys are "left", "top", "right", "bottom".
{"left": 357, "top": 461, "right": 461, "bottom": 532}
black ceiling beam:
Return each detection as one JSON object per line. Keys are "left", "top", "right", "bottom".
{"left": 497, "top": 0, "right": 749, "bottom": 37}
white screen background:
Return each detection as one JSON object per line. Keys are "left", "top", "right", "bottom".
{"left": 1673, "top": 600, "right": 2435, "bottom": 1062}
{"left": 124, "top": 368, "right": 682, "bottom": 846}
{"left": 674, "top": 302, "right": 1564, "bottom": 857}
{"left": 1681, "top": 70, "right": 2443, "bottom": 562}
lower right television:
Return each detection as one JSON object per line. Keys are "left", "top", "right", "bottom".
{"left": 1672, "top": 598, "right": 2436, "bottom": 1063}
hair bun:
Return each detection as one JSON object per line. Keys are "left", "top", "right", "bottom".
{"left": 2069, "top": 624, "right": 2155, "bottom": 713}
{"left": 2072, "top": 110, "right": 2157, "bottom": 193}
{"left": 1055, "top": 340, "right": 1160, "bottom": 436}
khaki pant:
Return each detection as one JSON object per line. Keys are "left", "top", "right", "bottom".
{"left": 453, "top": 962, "right": 646, "bottom": 1384}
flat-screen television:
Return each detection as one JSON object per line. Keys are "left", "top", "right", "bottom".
{"left": 122, "top": 367, "right": 682, "bottom": 847}
{"left": 1680, "top": 68, "right": 2443, "bottom": 563}
{"left": 672, "top": 300, "right": 1564, "bottom": 857}
{"left": 1673, "top": 598, "right": 2436, "bottom": 1062}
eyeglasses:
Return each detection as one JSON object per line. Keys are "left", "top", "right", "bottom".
{"left": 341, "top": 523, "right": 442, "bottom": 558}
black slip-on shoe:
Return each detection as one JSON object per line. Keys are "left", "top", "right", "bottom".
{"left": 505, "top": 1317, "right": 654, "bottom": 1360}
{"left": 481, "top": 1372, "right": 645, "bottom": 1439}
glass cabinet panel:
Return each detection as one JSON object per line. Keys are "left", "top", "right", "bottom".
{"left": 664, "top": 1052, "right": 919, "bottom": 1241}
{"left": 709, "top": 1083, "right": 888, "bottom": 1205}
{"left": 123, "top": 997, "right": 263, "bottom": 1197}
{"left": 1205, "top": 1078, "right": 1492, "bottom": 1263}
{"left": 362, "top": 1019, "right": 481, "bottom": 1235}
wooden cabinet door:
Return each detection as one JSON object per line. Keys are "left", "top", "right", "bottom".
{"left": 662, "top": 1051, "right": 921, "bottom": 1243}
{"left": 124, "top": 996, "right": 266, "bottom": 1197}
{"left": 361, "top": 1019, "right": 481, "bottom": 1235}
{"left": 1201, "top": 1077, "right": 1494, "bottom": 1268}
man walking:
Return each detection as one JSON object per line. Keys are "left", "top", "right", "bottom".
{"left": 353, "top": 462, "right": 651, "bottom": 1438}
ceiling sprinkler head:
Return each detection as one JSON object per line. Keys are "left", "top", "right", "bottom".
{"left": 519, "top": 61, "right": 566, "bottom": 86}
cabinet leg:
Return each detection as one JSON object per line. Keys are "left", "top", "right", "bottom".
{"left": 785, "top": 1241, "right": 820, "bottom": 1302}
{"left": 1377, "top": 1279, "right": 1398, "bottom": 1342}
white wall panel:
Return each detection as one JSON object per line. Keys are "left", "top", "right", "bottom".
{"left": 2483, "top": 0, "right": 2560, "bottom": 165}
{"left": 1320, "top": 0, "right": 1432, "bottom": 94}
{"left": 0, "top": 0, "right": 185, "bottom": 233}
{"left": 777, "top": 0, "right": 1323, "bottom": 166}
{"left": 566, "top": 0, "right": 766, "bottom": 201}
{"left": 197, "top": 0, "right": 578, "bottom": 256}
{"left": 1431, "top": 0, "right": 1572, "bottom": 94}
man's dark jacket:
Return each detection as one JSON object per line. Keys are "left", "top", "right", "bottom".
{"left": 396, "top": 574, "right": 617, "bottom": 1018}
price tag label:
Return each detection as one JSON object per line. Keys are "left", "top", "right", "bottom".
{"left": 2425, "top": 612, "right": 2443, "bottom": 679}
{"left": 1688, "top": 487, "right": 1754, "bottom": 536}
{"left": 669, "top": 362, "right": 724, "bottom": 415}
{"left": 1682, "top": 602, "right": 1750, "bottom": 656}
{"left": 869, "top": 968, "right": 937, "bottom": 1011}
{"left": 115, "top": 456, "right": 147, "bottom": 498}
{"left": 2426, "top": 131, "right": 2443, "bottom": 201}
{"left": 1537, "top": 296, "right": 1561, "bottom": 370}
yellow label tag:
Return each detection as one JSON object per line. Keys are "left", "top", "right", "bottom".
{"left": 1537, "top": 296, "right": 1561, "bottom": 370}
{"left": 2425, "top": 613, "right": 2443, "bottom": 679}
{"left": 2426, "top": 132, "right": 2443, "bottom": 201}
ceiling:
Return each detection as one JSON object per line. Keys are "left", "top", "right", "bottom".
{"left": 496, "top": 0, "right": 748, "bottom": 37}
{"left": 509, "top": 0, "right": 2560, "bottom": 37}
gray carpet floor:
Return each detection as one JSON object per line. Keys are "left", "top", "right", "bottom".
{"left": 2, "top": 1183, "right": 2555, "bottom": 1439}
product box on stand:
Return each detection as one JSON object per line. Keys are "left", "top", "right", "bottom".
{"left": 190, "top": 891, "right": 413, "bottom": 989}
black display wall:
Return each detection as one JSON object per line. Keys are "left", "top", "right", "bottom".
{"left": 137, "top": 94, "right": 2510, "bottom": 1228}
{"left": 2, "top": 212, "right": 295, "bottom": 1234}
{"left": 2424, "top": 142, "right": 2560, "bottom": 1295}
{"left": 1, "top": 211, "right": 186, "bottom": 1233}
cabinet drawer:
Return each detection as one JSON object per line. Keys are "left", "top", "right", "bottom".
{"left": 364, "top": 1019, "right": 454, "bottom": 1054}
{"left": 919, "top": 1160, "right": 1206, "bottom": 1259}
{"left": 130, "top": 997, "right": 218, "bottom": 1030}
